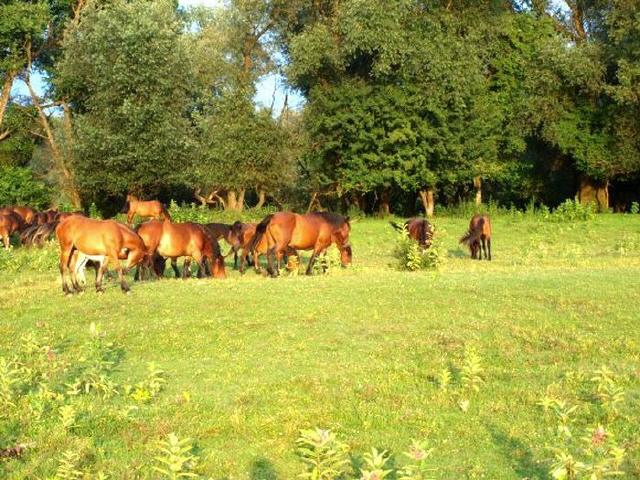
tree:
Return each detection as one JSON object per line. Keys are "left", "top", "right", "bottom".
{"left": 56, "top": 0, "right": 195, "bottom": 208}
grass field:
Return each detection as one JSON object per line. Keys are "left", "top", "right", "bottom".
{"left": 1, "top": 213, "right": 639, "bottom": 479}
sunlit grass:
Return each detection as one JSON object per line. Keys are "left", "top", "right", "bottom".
{"left": 1, "top": 214, "right": 639, "bottom": 478}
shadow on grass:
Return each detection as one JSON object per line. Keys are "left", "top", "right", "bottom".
{"left": 250, "top": 457, "right": 278, "bottom": 480}
{"left": 486, "top": 423, "right": 547, "bottom": 479}
{"left": 447, "top": 248, "right": 468, "bottom": 259}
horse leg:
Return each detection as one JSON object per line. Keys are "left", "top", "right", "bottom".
{"left": 171, "top": 258, "right": 180, "bottom": 278}
{"left": 95, "top": 261, "right": 108, "bottom": 294}
{"left": 192, "top": 251, "right": 206, "bottom": 278}
{"left": 182, "top": 258, "right": 191, "bottom": 279}
{"left": 487, "top": 238, "right": 492, "bottom": 261}
{"left": 480, "top": 238, "right": 486, "bottom": 260}
{"left": 1, "top": 234, "right": 8, "bottom": 250}
{"left": 306, "top": 246, "right": 325, "bottom": 276}
{"left": 59, "top": 243, "right": 74, "bottom": 295}
{"left": 108, "top": 254, "right": 130, "bottom": 294}
{"left": 127, "top": 211, "right": 134, "bottom": 225}
{"left": 233, "top": 248, "right": 239, "bottom": 270}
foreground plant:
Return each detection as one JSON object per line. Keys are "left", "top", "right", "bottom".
{"left": 152, "top": 433, "right": 199, "bottom": 479}
{"left": 360, "top": 447, "right": 392, "bottom": 480}
{"left": 398, "top": 440, "right": 435, "bottom": 480}
{"left": 297, "top": 428, "right": 350, "bottom": 480}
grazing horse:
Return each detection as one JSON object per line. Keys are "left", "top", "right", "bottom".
{"left": 234, "top": 222, "right": 297, "bottom": 274}
{"left": 202, "top": 222, "right": 243, "bottom": 267}
{"left": 460, "top": 214, "right": 492, "bottom": 260}
{"left": 390, "top": 218, "right": 434, "bottom": 248}
{"left": 21, "top": 221, "right": 59, "bottom": 247}
{"left": 125, "top": 194, "right": 170, "bottom": 225}
{"left": 247, "top": 212, "right": 352, "bottom": 277}
{"left": 0, "top": 213, "right": 24, "bottom": 249}
{"left": 136, "top": 220, "right": 225, "bottom": 280}
{"left": 56, "top": 216, "right": 148, "bottom": 294}
{"left": 5, "top": 206, "right": 36, "bottom": 225}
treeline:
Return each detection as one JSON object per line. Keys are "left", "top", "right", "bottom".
{"left": 1, "top": 0, "right": 639, "bottom": 216}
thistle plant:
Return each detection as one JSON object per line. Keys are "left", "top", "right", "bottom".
{"left": 591, "top": 367, "right": 625, "bottom": 419}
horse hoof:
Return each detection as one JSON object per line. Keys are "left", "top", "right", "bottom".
{"left": 124, "top": 290, "right": 132, "bottom": 295}
{"left": 96, "top": 290, "right": 105, "bottom": 295}
{"left": 78, "top": 290, "right": 85, "bottom": 296}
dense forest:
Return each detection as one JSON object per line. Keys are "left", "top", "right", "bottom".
{"left": 1, "top": 0, "right": 639, "bottom": 216}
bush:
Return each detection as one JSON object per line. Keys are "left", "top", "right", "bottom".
{"left": 393, "top": 228, "right": 445, "bottom": 271}
{"left": 550, "top": 198, "right": 595, "bottom": 222}
{"left": 0, "top": 166, "right": 50, "bottom": 208}
{"left": 167, "top": 200, "right": 277, "bottom": 224}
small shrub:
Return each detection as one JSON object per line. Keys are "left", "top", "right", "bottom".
{"left": 393, "top": 229, "right": 444, "bottom": 271}
{"left": 630, "top": 202, "right": 639, "bottom": 214}
{"left": 550, "top": 198, "right": 595, "bottom": 222}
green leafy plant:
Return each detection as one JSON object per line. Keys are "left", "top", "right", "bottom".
{"left": 359, "top": 448, "right": 392, "bottom": 480}
{"left": 296, "top": 428, "right": 350, "bottom": 480}
{"left": 629, "top": 202, "right": 639, "bottom": 214}
{"left": 398, "top": 440, "right": 434, "bottom": 480}
{"left": 125, "top": 362, "right": 166, "bottom": 403}
{"left": 53, "top": 450, "right": 89, "bottom": 480}
{"left": 393, "top": 229, "right": 444, "bottom": 271}
{"left": 152, "top": 433, "right": 199, "bottom": 479}
{"left": 461, "top": 346, "right": 484, "bottom": 393}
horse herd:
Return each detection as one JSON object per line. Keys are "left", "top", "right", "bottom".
{"left": 0, "top": 196, "right": 492, "bottom": 295}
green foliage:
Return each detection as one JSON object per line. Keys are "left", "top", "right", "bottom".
{"left": 152, "top": 433, "right": 199, "bottom": 479}
{"left": 296, "top": 428, "right": 350, "bottom": 480}
{"left": 393, "top": 228, "right": 444, "bottom": 271}
{"left": 0, "top": 166, "right": 50, "bottom": 208}
{"left": 359, "top": 448, "right": 392, "bottom": 480}
{"left": 56, "top": 0, "right": 195, "bottom": 201}
{"left": 398, "top": 440, "right": 434, "bottom": 480}
{"left": 540, "top": 368, "right": 631, "bottom": 479}
{"left": 0, "top": 105, "right": 39, "bottom": 168}
{"left": 551, "top": 199, "right": 595, "bottom": 222}
{"left": 630, "top": 202, "right": 639, "bottom": 215}
{"left": 460, "top": 346, "right": 484, "bottom": 394}
{"left": 0, "top": 242, "right": 58, "bottom": 273}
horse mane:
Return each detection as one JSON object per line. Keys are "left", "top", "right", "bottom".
{"left": 309, "top": 211, "right": 348, "bottom": 228}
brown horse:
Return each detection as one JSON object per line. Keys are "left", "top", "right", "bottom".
{"left": 460, "top": 214, "right": 492, "bottom": 260}
{"left": 0, "top": 213, "right": 23, "bottom": 249}
{"left": 137, "top": 220, "right": 225, "bottom": 279}
{"left": 56, "top": 215, "right": 149, "bottom": 294}
{"left": 6, "top": 206, "right": 36, "bottom": 225}
{"left": 233, "top": 222, "right": 297, "bottom": 274}
{"left": 202, "top": 222, "right": 243, "bottom": 267}
{"left": 126, "top": 194, "right": 171, "bottom": 225}
{"left": 391, "top": 218, "right": 434, "bottom": 248}
{"left": 247, "top": 212, "right": 352, "bottom": 277}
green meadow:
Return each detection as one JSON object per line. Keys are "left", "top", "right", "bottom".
{"left": 1, "top": 214, "right": 639, "bottom": 479}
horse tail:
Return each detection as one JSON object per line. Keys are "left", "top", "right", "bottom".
{"left": 247, "top": 214, "right": 273, "bottom": 253}
{"left": 459, "top": 226, "right": 479, "bottom": 246}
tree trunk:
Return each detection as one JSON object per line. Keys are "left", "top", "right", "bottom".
{"left": 237, "top": 188, "right": 245, "bottom": 212}
{"left": 26, "top": 72, "right": 82, "bottom": 208}
{"left": 473, "top": 176, "right": 482, "bottom": 206}
{"left": 226, "top": 190, "right": 238, "bottom": 211}
{"left": 378, "top": 189, "right": 391, "bottom": 217}
{"left": 578, "top": 176, "right": 609, "bottom": 211}
{"left": 419, "top": 189, "right": 435, "bottom": 217}
{"left": 0, "top": 71, "right": 16, "bottom": 141}
{"left": 255, "top": 189, "right": 266, "bottom": 209}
